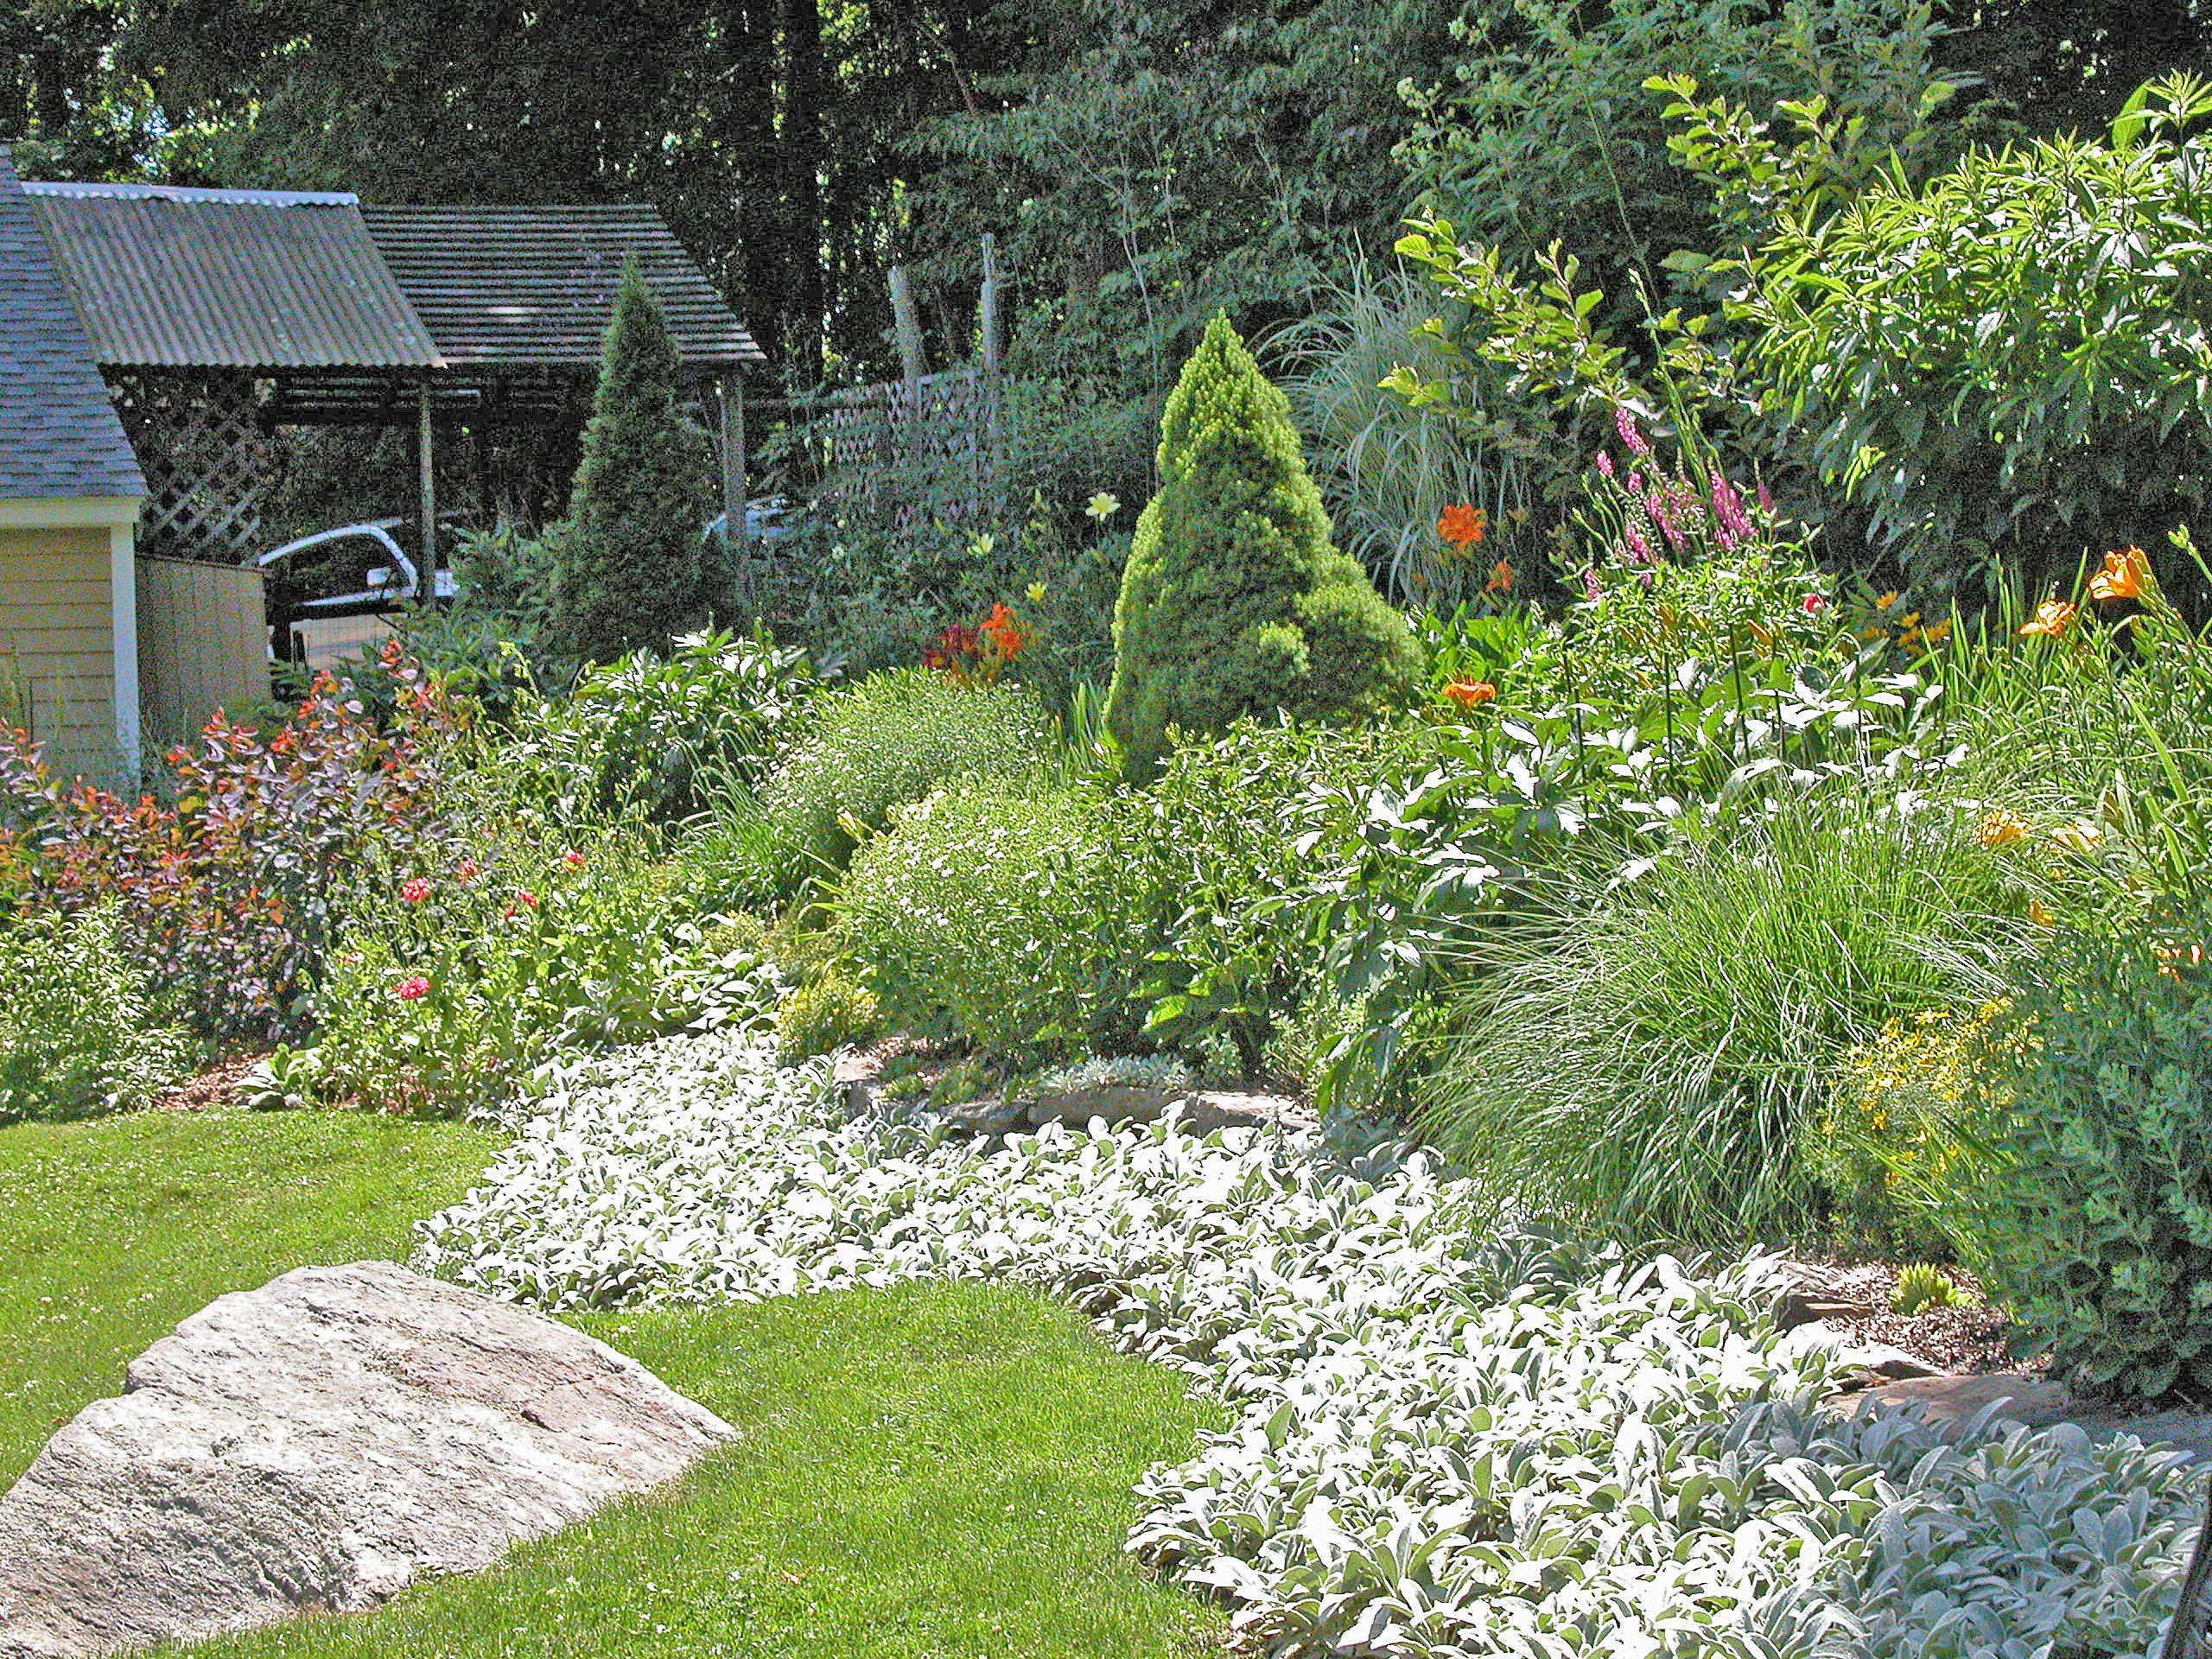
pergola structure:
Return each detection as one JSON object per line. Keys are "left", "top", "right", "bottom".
{"left": 20, "top": 178, "right": 763, "bottom": 567}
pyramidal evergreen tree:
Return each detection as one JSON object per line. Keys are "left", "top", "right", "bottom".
{"left": 553, "top": 258, "right": 720, "bottom": 664}
{"left": 1105, "top": 312, "right": 1418, "bottom": 773}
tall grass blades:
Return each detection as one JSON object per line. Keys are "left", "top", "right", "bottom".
{"left": 1421, "top": 791, "right": 2032, "bottom": 1247}
{"left": 1273, "top": 266, "right": 1544, "bottom": 607}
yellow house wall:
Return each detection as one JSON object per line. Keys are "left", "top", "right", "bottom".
{"left": 0, "top": 524, "right": 118, "bottom": 777}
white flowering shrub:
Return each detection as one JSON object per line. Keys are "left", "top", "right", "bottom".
{"left": 417, "top": 1029, "right": 2202, "bottom": 1657}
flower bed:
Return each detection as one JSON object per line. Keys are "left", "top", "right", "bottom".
{"left": 419, "top": 1031, "right": 2202, "bottom": 1656}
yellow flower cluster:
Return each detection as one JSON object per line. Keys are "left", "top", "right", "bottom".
{"left": 1831, "top": 1001, "right": 2019, "bottom": 1205}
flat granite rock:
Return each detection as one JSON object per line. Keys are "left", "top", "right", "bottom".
{"left": 0, "top": 1261, "right": 734, "bottom": 1659}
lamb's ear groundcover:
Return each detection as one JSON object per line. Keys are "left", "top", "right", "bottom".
{"left": 1105, "top": 313, "right": 1418, "bottom": 776}
{"left": 420, "top": 1028, "right": 2203, "bottom": 1658}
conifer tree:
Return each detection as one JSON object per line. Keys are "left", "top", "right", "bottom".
{"left": 553, "top": 259, "right": 719, "bottom": 664}
{"left": 1104, "top": 312, "right": 1418, "bottom": 772}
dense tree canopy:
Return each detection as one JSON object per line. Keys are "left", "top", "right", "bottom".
{"left": 1, "top": 0, "right": 2187, "bottom": 398}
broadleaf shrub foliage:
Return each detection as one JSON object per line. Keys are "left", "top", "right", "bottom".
{"left": 1961, "top": 911, "right": 2212, "bottom": 1399}
{"left": 0, "top": 908, "right": 194, "bottom": 1122}
{"left": 760, "top": 670, "right": 1053, "bottom": 881}
{"left": 0, "top": 648, "right": 464, "bottom": 1044}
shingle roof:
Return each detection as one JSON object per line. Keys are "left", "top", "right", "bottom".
{"left": 0, "top": 148, "right": 144, "bottom": 501}
{"left": 23, "top": 181, "right": 442, "bottom": 370}
{"left": 362, "top": 204, "right": 762, "bottom": 369}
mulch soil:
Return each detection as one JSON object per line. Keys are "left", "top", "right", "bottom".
{"left": 152, "top": 1053, "right": 265, "bottom": 1113}
{"left": 1783, "top": 1257, "right": 2031, "bottom": 1377}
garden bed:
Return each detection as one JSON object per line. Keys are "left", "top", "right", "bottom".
{"left": 419, "top": 1028, "right": 2208, "bottom": 1657}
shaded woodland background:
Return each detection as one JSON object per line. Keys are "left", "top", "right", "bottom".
{"left": 5, "top": 0, "right": 2195, "bottom": 397}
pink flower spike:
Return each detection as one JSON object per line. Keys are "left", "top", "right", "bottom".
{"left": 1595, "top": 450, "right": 1615, "bottom": 478}
{"left": 1613, "top": 407, "right": 1653, "bottom": 457}
{"left": 1756, "top": 480, "right": 1776, "bottom": 514}
{"left": 1581, "top": 568, "right": 1602, "bottom": 601}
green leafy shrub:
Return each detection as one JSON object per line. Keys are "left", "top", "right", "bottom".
{"left": 541, "top": 627, "right": 818, "bottom": 822}
{"left": 1958, "top": 910, "right": 2212, "bottom": 1398}
{"left": 314, "top": 836, "right": 772, "bottom": 1115}
{"left": 0, "top": 648, "right": 466, "bottom": 1045}
{"left": 1104, "top": 314, "right": 1419, "bottom": 775}
{"left": 1423, "top": 794, "right": 2030, "bottom": 1247}
{"left": 1101, "top": 715, "right": 1421, "bottom": 1075}
{"left": 837, "top": 783, "right": 1105, "bottom": 1061}
{"left": 1729, "top": 73, "right": 2212, "bottom": 584}
{"left": 760, "top": 671, "right": 1053, "bottom": 880}
{"left": 554, "top": 259, "right": 721, "bottom": 664}
{"left": 1397, "top": 0, "right": 1955, "bottom": 313}
{"left": 775, "top": 969, "right": 881, "bottom": 1061}
{"left": 0, "top": 909, "right": 194, "bottom": 1122}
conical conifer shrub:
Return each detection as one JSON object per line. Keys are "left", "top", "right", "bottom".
{"left": 1104, "top": 313, "right": 1417, "bottom": 772}
{"left": 554, "top": 259, "right": 719, "bottom": 664}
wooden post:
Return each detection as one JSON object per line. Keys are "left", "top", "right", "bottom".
{"left": 719, "top": 371, "right": 752, "bottom": 612}
{"left": 416, "top": 379, "right": 437, "bottom": 582}
{"left": 979, "top": 234, "right": 1004, "bottom": 508}
{"left": 979, "top": 234, "right": 1001, "bottom": 382}
{"left": 889, "top": 264, "right": 927, "bottom": 399}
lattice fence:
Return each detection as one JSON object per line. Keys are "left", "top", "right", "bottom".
{"left": 792, "top": 367, "right": 995, "bottom": 527}
{"left": 108, "top": 371, "right": 278, "bottom": 561}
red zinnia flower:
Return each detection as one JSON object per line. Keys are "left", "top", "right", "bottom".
{"left": 392, "top": 976, "right": 431, "bottom": 1001}
{"left": 562, "top": 849, "right": 586, "bottom": 868}
{"left": 1801, "top": 593, "right": 1828, "bottom": 615}
{"left": 399, "top": 877, "right": 433, "bottom": 904}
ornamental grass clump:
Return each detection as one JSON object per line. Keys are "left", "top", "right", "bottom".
{"left": 1104, "top": 313, "right": 1418, "bottom": 776}
{"left": 1424, "top": 792, "right": 2032, "bottom": 1248}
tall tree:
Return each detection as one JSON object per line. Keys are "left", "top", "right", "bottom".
{"left": 555, "top": 261, "right": 719, "bottom": 664}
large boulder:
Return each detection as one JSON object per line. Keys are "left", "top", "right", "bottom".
{"left": 0, "top": 1261, "right": 734, "bottom": 1658}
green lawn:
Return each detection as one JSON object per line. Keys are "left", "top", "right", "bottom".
{"left": 0, "top": 1111, "right": 1226, "bottom": 1657}
{"left": 0, "top": 1108, "right": 499, "bottom": 1483}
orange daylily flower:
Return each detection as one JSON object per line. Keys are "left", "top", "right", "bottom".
{"left": 1976, "top": 809, "right": 2031, "bottom": 849}
{"left": 1437, "top": 504, "right": 1488, "bottom": 550}
{"left": 1442, "top": 679, "right": 1497, "bottom": 710}
{"left": 1484, "top": 558, "right": 1515, "bottom": 594}
{"left": 2018, "top": 598, "right": 2076, "bottom": 639}
{"left": 2088, "top": 545, "right": 2149, "bottom": 603}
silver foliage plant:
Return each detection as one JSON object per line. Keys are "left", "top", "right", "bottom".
{"left": 416, "top": 1030, "right": 2202, "bottom": 1656}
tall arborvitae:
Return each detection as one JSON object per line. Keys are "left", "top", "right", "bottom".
{"left": 1104, "top": 312, "right": 1419, "bottom": 773}
{"left": 553, "top": 259, "right": 719, "bottom": 664}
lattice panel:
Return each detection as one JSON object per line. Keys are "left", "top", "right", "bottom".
{"left": 109, "top": 372, "right": 278, "bottom": 560}
{"left": 802, "top": 367, "right": 991, "bottom": 527}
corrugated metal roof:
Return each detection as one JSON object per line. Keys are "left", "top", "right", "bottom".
{"left": 29, "top": 181, "right": 359, "bottom": 207}
{"left": 363, "top": 204, "right": 762, "bottom": 369}
{"left": 0, "top": 147, "right": 146, "bottom": 500}
{"left": 24, "top": 186, "right": 442, "bottom": 370}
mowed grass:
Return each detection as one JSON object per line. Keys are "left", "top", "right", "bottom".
{"left": 0, "top": 1109, "right": 1227, "bottom": 1657}
{"left": 0, "top": 1107, "right": 499, "bottom": 1484}
{"left": 185, "top": 1285, "right": 1227, "bottom": 1659}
